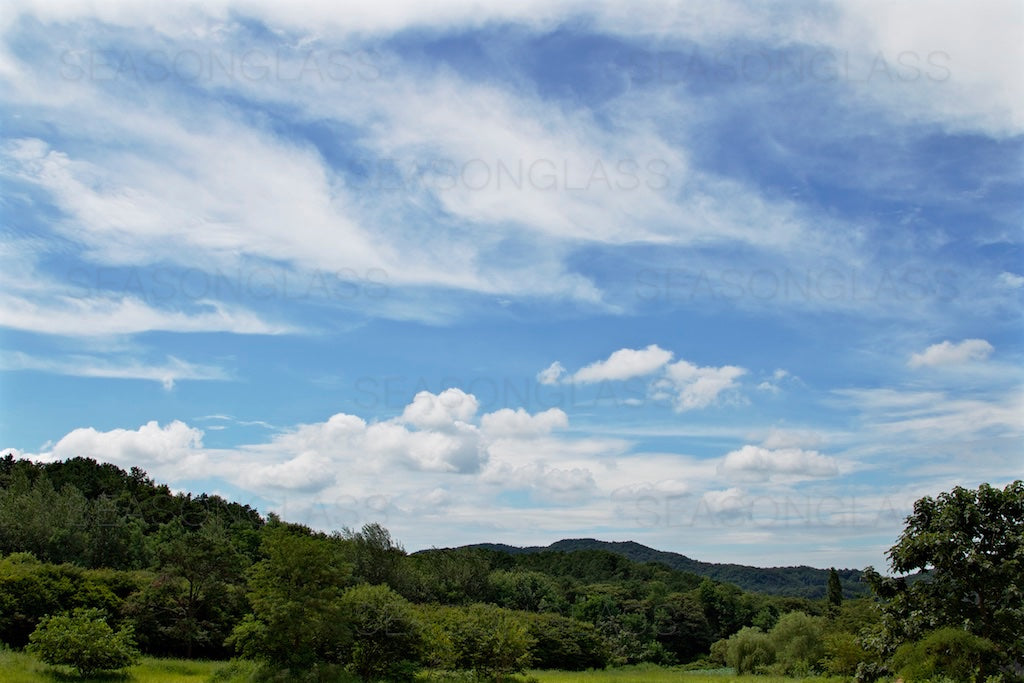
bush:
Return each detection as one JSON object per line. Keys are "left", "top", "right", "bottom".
{"left": 27, "top": 608, "right": 139, "bottom": 676}
{"left": 822, "top": 630, "right": 870, "bottom": 676}
{"left": 891, "top": 627, "right": 998, "bottom": 682}
{"left": 724, "top": 626, "right": 775, "bottom": 674}
{"left": 768, "top": 611, "right": 826, "bottom": 674}
{"left": 428, "top": 603, "right": 534, "bottom": 679}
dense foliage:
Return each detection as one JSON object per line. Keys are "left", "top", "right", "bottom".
{"left": 2, "top": 454, "right": 1019, "bottom": 681}
{"left": 27, "top": 607, "right": 139, "bottom": 676}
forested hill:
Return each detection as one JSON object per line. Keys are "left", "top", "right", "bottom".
{"left": 463, "top": 539, "right": 869, "bottom": 599}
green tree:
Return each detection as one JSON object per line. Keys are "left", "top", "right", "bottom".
{"left": 489, "top": 569, "right": 562, "bottom": 612}
{"left": 432, "top": 603, "right": 534, "bottom": 678}
{"left": 339, "top": 583, "right": 424, "bottom": 681}
{"left": 227, "top": 524, "right": 352, "bottom": 670}
{"left": 27, "top": 608, "right": 138, "bottom": 676}
{"left": 864, "top": 480, "right": 1023, "bottom": 672}
{"left": 826, "top": 567, "right": 843, "bottom": 615}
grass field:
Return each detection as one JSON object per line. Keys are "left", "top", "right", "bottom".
{"left": 530, "top": 666, "right": 839, "bottom": 682}
{"left": 0, "top": 651, "right": 843, "bottom": 682}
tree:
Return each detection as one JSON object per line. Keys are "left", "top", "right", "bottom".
{"left": 130, "top": 519, "right": 245, "bottom": 658}
{"left": 431, "top": 603, "right": 535, "bottom": 678}
{"left": 864, "top": 480, "right": 1023, "bottom": 673}
{"left": 826, "top": 567, "right": 843, "bottom": 615}
{"left": 27, "top": 608, "right": 138, "bottom": 676}
{"left": 339, "top": 584, "right": 425, "bottom": 681}
{"left": 227, "top": 524, "right": 352, "bottom": 670}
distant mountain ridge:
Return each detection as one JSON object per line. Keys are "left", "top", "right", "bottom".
{"left": 461, "top": 538, "right": 869, "bottom": 599}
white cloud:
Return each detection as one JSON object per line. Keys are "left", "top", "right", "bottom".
{"left": 998, "top": 272, "right": 1024, "bottom": 289}
{"left": 480, "top": 407, "right": 568, "bottom": 437}
{"left": 655, "top": 359, "right": 746, "bottom": 412}
{"left": 908, "top": 338, "right": 994, "bottom": 368}
{"left": 1, "top": 351, "right": 227, "bottom": 390}
{"left": 43, "top": 420, "right": 205, "bottom": 470}
{"left": 756, "top": 368, "right": 791, "bottom": 394}
{"left": 536, "top": 361, "right": 566, "bottom": 385}
{"left": 400, "top": 388, "right": 479, "bottom": 430}
{"left": 719, "top": 445, "right": 839, "bottom": 482}
{"left": 573, "top": 344, "right": 674, "bottom": 383}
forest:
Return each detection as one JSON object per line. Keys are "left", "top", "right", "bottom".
{"left": 0, "top": 454, "right": 1020, "bottom": 682}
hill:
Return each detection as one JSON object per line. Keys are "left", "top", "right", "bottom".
{"left": 462, "top": 538, "right": 869, "bottom": 599}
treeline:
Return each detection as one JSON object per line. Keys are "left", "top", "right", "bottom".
{"left": 469, "top": 539, "right": 870, "bottom": 599}
{"left": 1, "top": 455, "right": 1020, "bottom": 682}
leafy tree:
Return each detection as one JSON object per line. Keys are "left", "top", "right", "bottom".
{"left": 827, "top": 567, "right": 843, "bottom": 615}
{"left": 343, "top": 522, "right": 405, "bottom": 589}
{"left": 489, "top": 570, "right": 563, "bottom": 612}
{"left": 228, "top": 524, "right": 352, "bottom": 670}
{"left": 864, "top": 480, "right": 1023, "bottom": 672}
{"left": 27, "top": 608, "right": 139, "bottom": 676}
{"left": 524, "top": 612, "right": 609, "bottom": 670}
{"left": 431, "top": 603, "right": 534, "bottom": 678}
{"left": 339, "top": 584, "right": 424, "bottom": 681}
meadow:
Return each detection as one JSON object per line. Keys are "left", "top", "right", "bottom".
{"left": 0, "top": 651, "right": 842, "bottom": 683}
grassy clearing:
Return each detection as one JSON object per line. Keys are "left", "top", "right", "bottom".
{"left": 530, "top": 666, "right": 839, "bottom": 683}
{"left": 0, "top": 651, "right": 841, "bottom": 683}
{"left": 0, "top": 649, "right": 241, "bottom": 682}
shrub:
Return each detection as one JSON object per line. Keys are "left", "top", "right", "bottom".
{"left": 724, "top": 626, "right": 775, "bottom": 674}
{"left": 891, "top": 627, "right": 998, "bottom": 682}
{"left": 27, "top": 608, "right": 139, "bottom": 676}
{"left": 768, "top": 611, "right": 826, "bottom": 674}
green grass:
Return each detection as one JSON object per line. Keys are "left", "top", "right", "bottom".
{"left": 530, "top": 666, "right": 839, "bottom": 683}
{"left": 0, "top": 651, "right": 841, "bottom": 683}
{"left": 0, "top": 649, "right": 248, "bottom": 682}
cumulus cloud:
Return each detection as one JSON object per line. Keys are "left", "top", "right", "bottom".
{"left": 480, "top": 407, "right": 568, "bottom": 437}
{"left": 719, "top": 445, "right": 839, "bottom": 482}
{"left": 573, "top": 344, "right": 673, "bottom": 382}
{"left": 43, "top": 420, "right": 205, "bottom": 470}
{"left": 400, "top": 388, "right": 479, "bottom": 429}
{"left": 655, "top": 360, "right": 746, "bottom": 412}
{"left": 908, "top": 338, "right": 994, "bottom": 368}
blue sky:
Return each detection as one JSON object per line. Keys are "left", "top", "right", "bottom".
{"left": 1, "top": 0, "right": 1022, "bottom": 570}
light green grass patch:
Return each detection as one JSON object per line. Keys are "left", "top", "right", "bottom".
{"left": 0, "top": 649, "right": 240, "bottom": 682}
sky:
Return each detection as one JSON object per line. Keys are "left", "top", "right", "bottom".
{"left": 1, "top": 0, "right": 1022, "bottom": 571}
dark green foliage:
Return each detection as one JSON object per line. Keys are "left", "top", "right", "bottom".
{"left": 338, "top": 584, "right": 425, "bottom": 681}
{"left": 522, "top": 612, "right": 609, "bottom": 670}
{"left": 489, "top": 569, "right": 563, "bottom": 612}
{"left": 227, "top": 523, "right": 353, "bottom": 670}
{"left": 0, "top": 553, "right": 132, "bottom": 647}
{"left": 27, "top": 607, "right": 139, "bottom": 676}
{"left": 865, "top": 480, "right": 1023, "bottom": 674}
{"left": 472, "top": 538, "right": 869, "bottom": 598}
{"left": 827, "top": 567, "right": 843, "bottom": 615}
{"left": 427, "top": 603, "right": 535, "bottom": 678}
